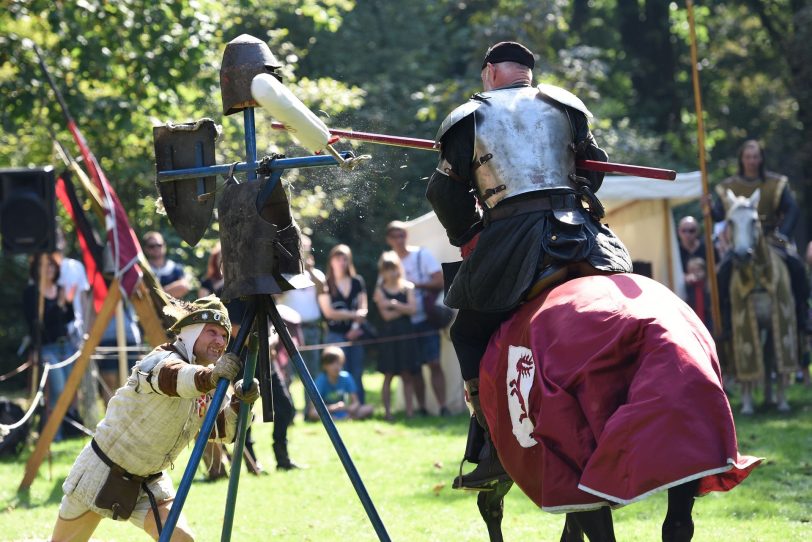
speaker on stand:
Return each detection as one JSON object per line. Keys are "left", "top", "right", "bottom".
{"left": 0, "top": 166, "right": 57, "bottom": 254}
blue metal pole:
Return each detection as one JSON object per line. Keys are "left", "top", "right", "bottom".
{"left": 158, "top": 303, "right": 257, "bottom": 542}
{"left": 266, "top": 299, "right": 391, "bottom": 542}
{"left": 221, "top": 330, "right": 259, "bottom": 541}
{"left": 243, "top": 108, "right": 257, "bottom": 181}
{"left": 156, "top": 153, "right": 352, "bottom": 182}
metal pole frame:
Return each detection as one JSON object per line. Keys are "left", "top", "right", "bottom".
{"left": 267, "top": 297, "right": 391, "bottom": 541}
{"left": 157, "top": 108, "right": 390, "bottom": 542}
{"left": 221, "top": 313, "right": 260, "bottom": 540}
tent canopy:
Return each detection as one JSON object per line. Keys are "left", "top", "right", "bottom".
{"left": 599, "top": 171, "right": 701, "bottom": 293}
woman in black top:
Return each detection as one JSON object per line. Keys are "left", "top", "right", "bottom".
{"left": 373, "top": 251, "right": 420, "bottom": 420}
{"left": 318, "top": 244, "right": 369, "bottom": 404}
{"left": 22, "top": 255, "right": 76, "bottom": 441}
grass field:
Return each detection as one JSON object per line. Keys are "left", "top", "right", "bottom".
{"left": 2, "top": 373, "right": 811, "bottom": 541}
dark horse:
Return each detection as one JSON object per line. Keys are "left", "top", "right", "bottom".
{"left": 472, "top": 273, "right": 760, "bottom": 541}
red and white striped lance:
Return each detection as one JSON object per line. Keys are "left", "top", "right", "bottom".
{"left": 270, "top": 121, "right": 676, "bottom": 181}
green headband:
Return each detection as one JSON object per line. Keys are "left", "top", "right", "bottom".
{"left": 168, "top": 294, "right": 232, "bottom": 337}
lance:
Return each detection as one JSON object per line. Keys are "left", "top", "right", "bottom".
{"left": 687, "top": 0, "right": 723, "bottom": 338}
{"left": 269, "top": 121, "right": 677, "bottom": 181}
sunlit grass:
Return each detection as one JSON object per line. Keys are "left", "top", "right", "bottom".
{"left": 1, "top": 374, "right": 810, "bottom": 540}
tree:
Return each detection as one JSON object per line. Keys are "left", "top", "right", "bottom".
{"left": 740, "top": 0, "right": 812, "bottom": 243}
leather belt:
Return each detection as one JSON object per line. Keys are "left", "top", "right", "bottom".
{"left": 91, "top": 439, "right": 161, "bottom": 483}
{"left": 484, "top": 192, "right": 580, "bottom": 225}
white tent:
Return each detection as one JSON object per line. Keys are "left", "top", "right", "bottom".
{"left": 598, "top": 171, "right": 702, "bottom": 296}
{"left": 402, "top": 171, "right": 702, "bottom": 412}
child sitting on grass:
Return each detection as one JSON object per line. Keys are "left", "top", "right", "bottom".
{"left": 308, "top": 346, "right": 374, "bottom": 421}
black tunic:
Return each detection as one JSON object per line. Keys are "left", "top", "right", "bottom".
{"left": 376, "top": 287, "right": 421, "bottom": 375}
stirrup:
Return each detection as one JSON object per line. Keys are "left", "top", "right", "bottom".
{"left": 452, "top": 458, "right": 498, "bottom": 492}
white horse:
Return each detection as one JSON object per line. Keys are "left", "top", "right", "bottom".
{"left": 724, "top": 188, "right": 798, "bottom": 414}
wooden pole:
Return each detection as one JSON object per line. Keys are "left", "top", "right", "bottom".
{"left": 115, "top": 300, "right": 127, "bottom": 387}
{"left": 52, "top": 142, "right": 168, "bottom": 348}
{"left": 29, "top": 255, "right": 50, "bottom": 401}
{"left": 19, "top": 281, "right": 122, "bottom": 491}
{"left": 663, "top": 199, "right": 675, "bottom": 290}
{"left": 687, "top": 0, "right": 722, "bottom": 338}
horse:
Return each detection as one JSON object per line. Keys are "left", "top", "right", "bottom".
{"left": 469, "top": 273, "right": 760, "bottom": 541}
{"left": 724, "top": 189, "right": 798, "bottom": 414}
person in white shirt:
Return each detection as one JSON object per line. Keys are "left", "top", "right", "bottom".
{"left": 53, "top": 229, "right": 90, "bottom": 346}
{"left": 385, "top": 221, "right": 449, "bottom": 416}
{"left": 277, "top": 235, "right": 326, "bottom": 417}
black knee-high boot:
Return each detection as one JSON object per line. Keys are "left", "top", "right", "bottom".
{"left": 452, "top": 378, "right": 510, "bottom": 490}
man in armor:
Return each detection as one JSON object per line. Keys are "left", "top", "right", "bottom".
{"left": 51, "top": 295, "right": 259, "bottom": 542}
{"left": 426, "top": 41, "right": 632, "bottom": 496}
{"left": 710, "top": 139, "right": 809, "bottom": 342}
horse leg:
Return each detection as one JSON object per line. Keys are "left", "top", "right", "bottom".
{"left": 740, "top": 381, "right": 754, "bottom": 415}
{"left": 776, "top": 373, "right": 790, "bottom": 412}
{"left": 662, "top": 479, "right": 699, "bottom": 542}
{"left": 762, "top": 329, "right": 775, "bottom": 407}
{"left": 476, "top": 479, "right": 513, "bottom": 542}
{"left": 560, "top": 513, "right": 584, "bottom": 542}
{"left": 564, "top": 507, "right": 616, "bottom": 542}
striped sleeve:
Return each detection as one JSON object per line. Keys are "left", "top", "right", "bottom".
{"left": 152, "top": 359, "right": 215, "bottom": 398}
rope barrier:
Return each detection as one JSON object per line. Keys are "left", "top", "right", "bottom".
{"left": 296, "top": 328, "right": 449, "bottom": 351}
{"left": 0, "top": 365, "right": 49, "bottom": 436}
{"left": 0, "top": 349, "right": 81, "bottom": 436}
{"left": 62, "top": 413, "right": 94, "bottom": 438}
{"left": 0, "top": 360, "right": 32, "bottom": 382}
{"left": 0, "top": 327, "right": 451, "bottom": 439}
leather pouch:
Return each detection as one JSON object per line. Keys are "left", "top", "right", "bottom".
{"left": 542, "top": 213, "right": 594, "bottom": 262}
{"left": 94, "top": 466, "right": 142, "bottom": 520}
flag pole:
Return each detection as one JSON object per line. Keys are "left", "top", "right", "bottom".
{"left": 687, "top": 0, "right": 722, "bottom": 337}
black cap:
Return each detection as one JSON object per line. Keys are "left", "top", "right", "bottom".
{"left": 481, "top": 41, "right": 535, "bottom": 70}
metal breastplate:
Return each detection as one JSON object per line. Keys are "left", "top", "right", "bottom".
{"left": 473, "top": 87, "right": 576, "bottom": 208}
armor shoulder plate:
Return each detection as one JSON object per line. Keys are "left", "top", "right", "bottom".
{"left": 436, "top": 100, "right": 482, "bottom": 142}
{"left": 537, "top": 83, "right": 592, "bottom": 118}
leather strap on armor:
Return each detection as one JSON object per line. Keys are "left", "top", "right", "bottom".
{"left": 483, "top": 192, "right": 580, "bottom": 226}
{"left": 569, "top": 174, "right": 605, "bottom": 220}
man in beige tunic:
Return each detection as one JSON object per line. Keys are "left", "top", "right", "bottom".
{"left": 51, "top": 295, "right": 259, "bottom": 541}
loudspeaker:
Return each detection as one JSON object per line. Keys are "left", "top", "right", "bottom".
{"left": 0, "top": 166, "right": 57, "bottom": 254}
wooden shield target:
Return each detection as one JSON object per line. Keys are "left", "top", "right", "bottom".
{"left": 153, "top": 119, "right": 219, "bottom": 246}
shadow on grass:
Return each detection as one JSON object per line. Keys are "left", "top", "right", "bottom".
{"left": 1, "top": 476, "right": 65, "bottom": 513}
